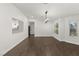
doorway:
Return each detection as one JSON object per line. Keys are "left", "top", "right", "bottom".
{"left": 28, "top": 22, "right": 35, "bottom": 37}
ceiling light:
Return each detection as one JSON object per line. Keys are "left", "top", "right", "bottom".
{"left": 44, "top": 10, "right": 49, "bottom": 23}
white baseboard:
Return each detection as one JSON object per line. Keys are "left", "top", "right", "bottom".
{"left": 35, "top": 35, "right": 52, "bottom": 37}
{"left": 2, "top": 36, "right": 28, "bottom": 56}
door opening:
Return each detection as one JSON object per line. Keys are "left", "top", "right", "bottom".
{"left": 28, "top": 22, "right": 35, "bottom": 37}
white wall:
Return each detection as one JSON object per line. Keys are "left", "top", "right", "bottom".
{"left": 63, "top": 16, "right": 79, "bottom": 45}
{"left": 35, "top": 15, "right": 79, "bottom": 45}
{"left": 52, "top": 15, "right": 79, "bottom": 45}
{"left": 0, "top": 3, "right": 28, "bottom": 55}
{"left": 35, "top": 20, "right": 52, "bottom": 37}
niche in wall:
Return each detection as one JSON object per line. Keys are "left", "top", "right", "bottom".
{"left": 69, "top": 21, "right": 77, "bottom": 36}
{"left": 12, "top": 17, "right": 24, "bottom": 33}
{"left": 54, "top": 22, "right": 59, "bottom": 34}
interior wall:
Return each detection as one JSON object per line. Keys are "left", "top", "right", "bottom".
{"left": 52, "top": 15, "right": 79, "bottom": 45}
{"left": 63, "top": 16, "right": 79, "bottom": 45}
{"left": 52, "top": 19, "right": 62, "bottom": 41}
{"left": 0, "top": 3, "right": 28, "bottom": 55}
{"left": 35, "top": 19, "right": 52, "bottom": 37}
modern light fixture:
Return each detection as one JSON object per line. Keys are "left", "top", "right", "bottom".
{"left": 44, "top": 10, "right": 49, "bottom": 23}
{"left": 42, "top": 3, "right": 49, "bottom": 23}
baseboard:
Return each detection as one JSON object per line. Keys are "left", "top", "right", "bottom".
{"left": 60, "top": 40, "right": 79, "bottom": 46}
{"left": 2, "top": 36, "right": 28, "bottom": 56}
{"left": 52, "top": 35, "right": 79, "bottom": 46}
{"left": 35, "top": 35, "right": 53, "bottom": 37}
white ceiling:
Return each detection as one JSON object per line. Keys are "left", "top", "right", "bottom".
{"left": 14, "top": 3, "right": 79, "bottom": 19}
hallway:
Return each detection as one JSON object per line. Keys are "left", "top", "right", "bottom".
{"left": 4, "top": 37, "right": 79, "bottom": 56}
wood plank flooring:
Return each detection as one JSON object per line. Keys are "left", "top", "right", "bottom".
{"left": 4, "top": 37, "right": 79, "bottom": 56}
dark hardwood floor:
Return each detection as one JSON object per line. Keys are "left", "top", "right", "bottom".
{"left": 4, "top": 37, "right": 79, "bottom": 56}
